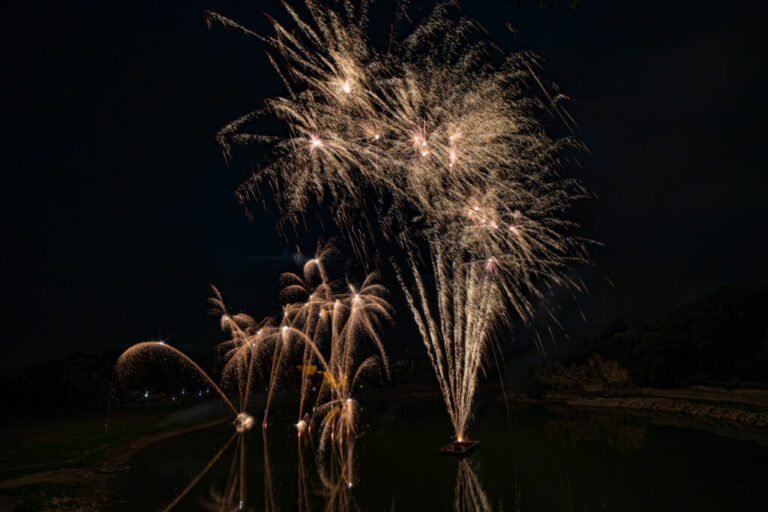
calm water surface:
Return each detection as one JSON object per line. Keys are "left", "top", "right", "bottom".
{"left": 109, "top": 395, "right": 768, "bottom": 511}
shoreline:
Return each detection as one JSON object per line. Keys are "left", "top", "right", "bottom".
{"left": 504, "top": 385, "right": 768, "bottom": 436}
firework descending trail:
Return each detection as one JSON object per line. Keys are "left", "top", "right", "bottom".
{"left": 212, "top": 241, "right": 392, "bottom": 448}
{"left": 275, "top": 243, "right": 393, "bottom": 451}
{"left": 208, "top": 0, "right": 592, "bottom": 441}
{"left": 112, "top": 341, "right": 238, "bottom": 416}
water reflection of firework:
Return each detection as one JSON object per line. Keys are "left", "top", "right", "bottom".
{"left": 454, "top": 458, "right": 493, "bottom": 512}
{"left": 163, "top": 433, "right": 238, "bottom": 512}
{"left": 164, "top": 426, "right": 363, "bottom": 511}
{"left": 309, "top": 431, "right": 358, "bottom": 512}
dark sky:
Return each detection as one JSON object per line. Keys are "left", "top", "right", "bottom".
{"left": 2, "top": 0, "right": 766, "bottom": 365}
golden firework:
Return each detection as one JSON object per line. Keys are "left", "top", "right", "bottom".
{"left": 209, "top": 0, "right": 591, "bottom": 441}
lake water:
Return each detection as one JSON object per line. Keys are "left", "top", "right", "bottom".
{"left": 108, "top": 394, "right": 768, "bottom": 511}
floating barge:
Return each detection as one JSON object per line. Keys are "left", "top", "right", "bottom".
{"left": 439, "top": 439, "right": 480, "bottom": 456}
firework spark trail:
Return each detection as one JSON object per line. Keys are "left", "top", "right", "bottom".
{"left": 396, "top": 247, "right": 501, "bottom": 439}
{"left": 206, "top": 243, "right": 389, "bottom": 451}
{"left": 208, "top": 285, "right": 285, "bottom": 415}
{"left": 208, "top": 269, "right": 336, "bottom": 430}
{"left": 262, "top": 321, "right": 306, "bottom": 426}
{"left": 296, "top": 272, "right": 391, "bottom": 451}
{"left": 209, "top": 0, "right": 591, "bottom": 440}
{"left": 280, "top": 242, "right": 334, "bottom": 422}
{"left": 114, "top": 341, "right": 238, "bottom": 415}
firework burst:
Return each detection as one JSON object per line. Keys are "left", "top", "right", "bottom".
{"left": 209, "top": 0, "right": 591, "bottom": 441}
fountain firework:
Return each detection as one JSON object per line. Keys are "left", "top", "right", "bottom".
{"left": 396, "top": 247, "right": 502, "bottom": 441}
{"left": 210, "top": 0, "right": 590, "bottom": 442}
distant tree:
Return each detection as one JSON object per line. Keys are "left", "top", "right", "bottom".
{"left": 578, "top": 285, "right": 768, "bottom": 388}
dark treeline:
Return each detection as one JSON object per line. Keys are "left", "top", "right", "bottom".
{"left": 567, "top": 284, "right": 768, "bottom": 389}
{"left": 0, "top": 349, "right": 216, "bottom": 417}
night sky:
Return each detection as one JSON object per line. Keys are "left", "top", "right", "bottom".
{"left": 3, "top": 0, "right": 766, "bottom": 365}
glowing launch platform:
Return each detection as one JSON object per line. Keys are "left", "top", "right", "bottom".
{"left": 439, "top": 440, "right": 480, "bottom": 456}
